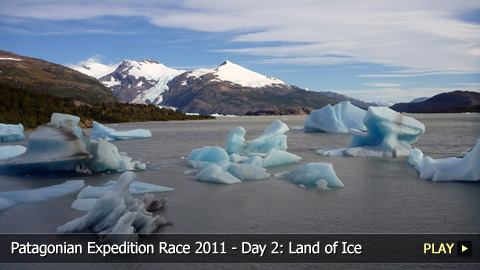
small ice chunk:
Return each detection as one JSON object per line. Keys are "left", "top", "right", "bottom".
{"left": 226, "top": 120, "right": 289, "bottom": 155}
{"left": 408, "top": 139, "right": 480, "bottom": 181}
{"left": 58, "top": 171, "right": 169, "bottom": 243}
{"left": 0, "top": 123, "right": 25, "bottom": 142}
{"left": 77, "top": 180, "right": 173, "bottom": 199}
{"left": 87, "top": 138, "right": 145, "bottom": 172}
{"left": 90, "top": 121, "right": 152, "bottom": 141}
{"left": 0, "top": 145, "right": 26, "bottom": 160}
{"left": 71, "top": 198, "right": 98, "bottom": 211}
{"left": 263, "top": 149, "right": 301, "bottom": 168}
{"left": 304, "top": 101, "right": 367, "bottom": 133}
{"left": 141, "top": 194, "right": 167, "bottom": 212}
{"left": 276, "top": 163, "right": 344, "bottom": 188}
{"left": 241, "top": 156, "right": 264, "bottom": 167}
{"left": 317, "top": 107, "right": 425, "bottom": 157}
{"left": 187, "top": 146, "right": 230, "bottom": 168}
{"left": 229, "top": 153, "right": 249, "bottom": 163}
{"left": 228, "top": 163, "right": 270, "bottom": 180}
{"left": 292, "top": 127, "right": 304, "bottom": 131}
{"left": 0, "top": 180, "right": 85, "bottom": 211}
{"left": 315, "top": 180, "right": 331, "bottom": 191}
{"left": 195, "top": 164, "right": 241, "bottom": 184}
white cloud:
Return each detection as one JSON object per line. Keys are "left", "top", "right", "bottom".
{"left": 2, "top": 0, "right": 480, "bottom": 76}
{"left": 66, "top": 55, "right": 119, "bottom": 79}
{"left": 363, "top": 83, "right": 402, "bottom": 87}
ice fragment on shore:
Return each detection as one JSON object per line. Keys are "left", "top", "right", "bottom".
{"left": 0, "top": 123, "right": 25, "bottom": 142}
{"left": 318, "top": 107, "right": 425, "bottom": 157}
{"left": 90, "top": 121, "right": 152, "bottom": 141}
{"left": 0, "top": 180, "right": 84, "bottom": 211}
{"left": 58, "top": 172, "right": 169, "bottom": 243}
{"left": 304, "top": 101, "right": 367, "bottom": 133}
{"left": 408, "top": 139, "right": 480, "bottom": 181}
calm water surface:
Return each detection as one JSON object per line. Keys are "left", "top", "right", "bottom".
{"left": 0, "top": 114, "right": 479, "bottom": 269}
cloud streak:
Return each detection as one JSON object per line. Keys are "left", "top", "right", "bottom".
{"left": 2, "top": 0, "right": 480, "bottom": 76}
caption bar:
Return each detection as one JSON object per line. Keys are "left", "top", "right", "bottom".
{"left": 0, "top": 234, "right": 478, "bottom": 263}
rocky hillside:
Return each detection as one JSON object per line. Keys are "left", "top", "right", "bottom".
{"left": 390, "top": 91, "right": 480, "bottom": 113}
{"left": 0, "top": 50, "right": 116, "bottom": 104}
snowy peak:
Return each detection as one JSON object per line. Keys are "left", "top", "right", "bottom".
{"left": 118, "top": 59, "right": 184, "bottom": 81}
{"left": 67, "top": 58, "right": 118, "bottom": 79}
{"left": 187, "top": 60, "right": 288, "bottom": 88}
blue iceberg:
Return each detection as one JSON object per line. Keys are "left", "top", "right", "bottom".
{"left": 275, "top": 162, "right": 344, "bottom": 189}
{"left": 58, "top": 171, "right": 169, "bottom": 243}
{"left": 0, "top": 145, "right": 26, "bottom": 160}
{"left": 408, "top": 138, "right": 480, "bottom": 181}
{"left": 318, "top": 107, "right": 425, "bottom": 157}
{"left": 0, "top": 180, "right": 85, "bottom": 211}
{"left": 187, "top": 146, "right": 230, "bottom": 168}
{"left": 262, "top": 149, "right": 301, "bottom": 168}
{"left": 90, "top": 121, "right": 152, "bottom": 141}
{"left": 304, "top": 101, "right": 367, "bottom": 133}
{"left": 226, "top": 120, "right": 289, "bottom": 155}
{"left": 0, "top": 123, "right": 25, "bottom": 142}
{"left": 0, "top": 113, "right": 145, "bottom": 174}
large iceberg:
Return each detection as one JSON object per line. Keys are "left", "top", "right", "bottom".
{"left": 0, "top": 180, "right": 84, "bottom": 211}
{"left": 0, "top": 123, "right": 25, "bottom": 142}
{"left": 304, "top": 101, "right": 367, "bottom": 133}
{"left": 318, "top": 107, "right": 425, "bottom": 157}
{"left": 0, "top": 145, "right": 26, "bottom": 160}
{"left": 276, "top": 163, "right": 344, "bottom": 189}
{"left": 0, "top": 113, "right": 145, "bottom": 174}
{"left": 58, "top": 172, "right": 169, "bottom": 243}
{"left": 90, "top": 121, "right": 152, "bottom": 141}
{"left": 408, "top": 139, "right": 480, "bottom": 181}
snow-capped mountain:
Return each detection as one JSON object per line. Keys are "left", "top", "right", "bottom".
{"left": 98, "top": 59, "right": 184, "bottom": 105}
{"left": 186, "top": 60, "right": 288, "bottom": 88}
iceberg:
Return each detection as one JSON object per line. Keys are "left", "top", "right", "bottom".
{"left": 304, "top": 101, "right": 367, "bottom": 133}
{"left": 276, "top": 163, "right": 344, "bottom": 188}
{"left": 195, "top": 164, "right": 241, "bottom": 184}
{"left": 77, "top": 180, "right": 173, "bottom": 199}
{"left": 228, "top": 163, "right": 270, "bottom": 180}
{"left": 90, "top": 121, "right": 152, "bottom": 141}
{"left": 0, "top": 123, "right": 25, "bottom": 142}
{"left": 408, "top": 139, "right": 480, "bottom": 181}
{"left": 0, "top": 145, "right": 26, "bottom": 160}
{"left": 318, "top": 107, "right": 425, "bottom": 157}
{"left": 262, "top": 149, "right": 301, "bottom": 168}
{"left": 58, "top": 171, "right": 169, "bottom": 243}
{"left": 0, "top": 113, "right": 145, "bottom": 174}
{"left": 226, "top": 120, "right": 289, "bottom": 155}
{"left": 0, "top": 180, "right": 84, "bottom": 211}
{"left": 187, "top": 146, "right": 230, "bottom": 168}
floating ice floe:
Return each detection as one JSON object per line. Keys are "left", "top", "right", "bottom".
{"left": 304, "top": 101, "right": 367, "bottom": 133}
{"left": 58, "top": 171, "right": 169, "bottom": 244}
{"left": 317, "top": 107, "right": 425, "bottom": 157}
{"left": 0, "top": 123, "right": 25, "bottom": 142}
{"left": 72, "top": 180, "right": 173, "bottom": 211}
{"left": 0, "top": 113, "right": 145, "bottom": 174}
{"left": 0, "top": 145, "right": 26, "bottom": 160}
{"left": 226, "top": 120, "right": 289, "bottom": 155}
{"left": 275, "top": 163, "right": 344, "bottom": 189}
{"left": 0, "top": 180, "right": 84, "bottom": 211}
{"left": 90, "top": 121, "right": 152, "bottom": 141}
{"left": 185, "top": 120, "right": 300, "bottom": 184}
{"left": 408, "top": 139, "right": 480, "bottom": 181}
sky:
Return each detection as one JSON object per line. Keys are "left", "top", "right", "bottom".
{"left": 1, "top": 0, "right": 480, "bottom": 102}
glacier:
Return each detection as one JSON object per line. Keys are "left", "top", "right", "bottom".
{"left": 90, "top": 121, "right": 152, "bottom": 141}
{"left": 318, "top": 107, "right": 425, "bottom": 157}
{"left": 408, "top": 138, "right": 480, "bottom": 181}
{"left": 0, "top": 145, "right": 26, "bottom": 160}
{"left": 0, "top": 113, "right": 145, "bottom": 174}
{"left": 275, "top": 163, "right": 344, "bottom": 189}
{"left": 304, "top": 101, "right": 367, "bottom": 133}
{"left": 58, "top": 171, "right": 169, "bottom": 244}
{"left": 0, "top": 180, "right": 84, "bottom": 211}
{"left": 0, "top": 123, "right": 25, "bottom": 142}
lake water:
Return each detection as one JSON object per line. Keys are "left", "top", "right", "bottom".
{"left": 0, "top": 114, "right": 479, "bottom": 269}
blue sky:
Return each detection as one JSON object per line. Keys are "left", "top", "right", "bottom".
{"left": 1, "top": 0, "right": 480, "bottom": 102}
